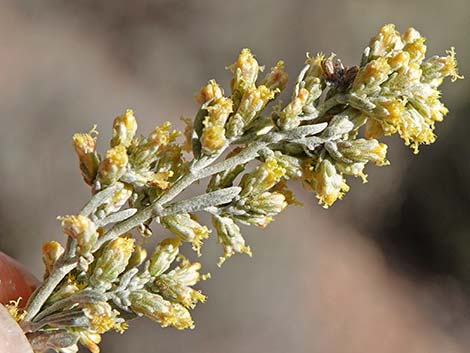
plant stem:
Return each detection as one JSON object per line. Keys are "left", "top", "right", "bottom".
{"left": 22, "top": 261, "right": 77, "bottom": 323}
{"left": 21, "top": 94, "right": 344, "bottom": 326}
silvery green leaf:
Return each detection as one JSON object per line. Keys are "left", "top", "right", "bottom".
{"left": 80, "top": 183, "right": 123, "bottom": 217}
{"left": 96, "top": 208, "right": 137, "bottom": 227}
{"left": 293, "top": 63, "right": 310, "bottom": 97}
{"left": 321, "top": 116, "right": 354, "bottom": 139}
{"left": 162, "top": 186, "right": 241, "bottom": 215}
{"left": 283, "top": 122, "right": 328, "bottom": 140}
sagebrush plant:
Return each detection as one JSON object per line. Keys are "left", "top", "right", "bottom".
{"left": 6, "top": 24, "right": 461, "bottom": 352}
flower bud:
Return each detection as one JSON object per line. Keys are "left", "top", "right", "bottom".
{"left": 235, "top": 214, "right": 273, "bottom": 228}
{"left": 228, "top": 85, "right": 275, "bottom": 135}
{"left": 422, "top": 47, "right": 463, "bottom": 83}
{"left": 403, "top": 37, "right": 426, "bottom": 64}
{"left": 83, "top": 302, "right": 120, "bottom": 334}
{"left": 272, "top": 152, "right": 303, "bottom": 179}
{"left": 244, "top": 191, "right": 288, "bottom": 216}
{"left": 111, "top": 109, "right": 137, "bottom": 148}
{"left": 212, "top": 215, "right": 251, "bottom": 266}
{"left": 240, "top": 157, "right": 286, "bottom": 196}
{"left": 129, "top": 290, "right": 193, "bottom": 329}
{"left": 73, "top": 132, "right": 100, "bottom": 186}
{"left": 97, "top": 145, "right": 128, "bottom": 186}
{"left": 153, "top": 275, "right": 206, "bottom": 309}
{"left": 352, "top": 57, "right": 391, "bottom": 91}
{"left": 89, "top": 236, "right": 134, "bottom": 289}
{"left": 336, "top": 139, "right": 389, "bottom": 166}
{"left": 171, "top": 259, "right": 203, "bottom": 287}
{"left": 146, "top": 255, "right": 208, "bottom": 313}
{"left": 126, "top": 245, "right": 147, "bottom": 270}
{"left": 369, "top": 24, "right": 404, "bottom": 57}
{"left": 200, "top": 97, "right": 233, "bottom": 154}
{"left": 194, "top": 79, "right": 223, "bottom": 105}
{"left": 42, "top": 241, "right": 64, "bottom": 276}
{"left": 303, "top": 159, "right": 350, "bottom": 208}
{"left": 228, "top": 48, "right": 261, "bottom": 94}
{"left": 148, "top": 238, "right": 180, "bottom": 277}
{"left": 59, "top": 215, "right": 98, "bottom": 255}
{"left": 161, "top": 214, "right": 210, "bottom": 255}
{"left": 278, "top": 88, "right": 309, "bottom": 130}
{"left": 335, "top": 161, "right": 367, "bottom": 183}
{"left": 170, "top": 303, "right": 194, "bottom": 330}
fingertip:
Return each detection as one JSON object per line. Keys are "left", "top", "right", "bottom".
{"left": 0, "top": 252, "right": 38, "bottom": 305}
{"left": 0, "top": 305, "right": 34, "bottom": 353}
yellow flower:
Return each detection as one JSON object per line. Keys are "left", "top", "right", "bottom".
{"left": 149, "top": 170, "right": 174, "bottom": 189}
{"left": 153, "top": 273, "right": 206, "bottom": 309}
{"left": 148, "top": 121, "right": 180, "bottom": 146}
{"left": 369, "top": 24, "right": 404, "bottom": 57}
{"left": 228, "top": 48, "right": 261, "bottom": 93}
{"left": 352, "top": 57, "right": 391, "bottom": 90}
{"left": 303, "top": 159, "right": 350, "bottom": 208}
{"left": 200, "top": 96, "right": 233, "bottom": 154}
{"left": 129, "top": 290, "right": 194, "bottom": 330}
{"left": 59, "top": 215, "right": 97, "bottom": 255}
{"left": 403, "top": 37, "right": 426, "bottom": 64}
{"left": 97, "top": 145, "right": 128, "bottom": 185}
{"left": 83, "top": 302, "right": 122, "bottom": 334}
{"left": 238, "top": 85, "right": 276, "bottom": 120}
{"left": 194, "top": 79, "right": 223, "bottom": 105}
{"left": 111, "top": 109, "right": 138, "bottom": 147}
{"left": 73, "top": 132, "right": 96, "bottom": 157}
{"left": 241, "top": 157, "right": 286, "bottom": 195}
{"left": 161, "top": 214, "right": 210, "bottom": 255}
{"left": 42, "top": 241, "right": 64, "bottom": 276}
{"left": 278, "top": 88, "right": 309, "bottom": 130}
{"left": 388, "top": 51, "right": 410, "bottom": 70}
{"left": 336, "top": 139, "right": 389, "bottom": 166}
{"left": 5, "top": 298, "right": 26, "bottom": 322}
{"left": 73, "top": 130, "right": 100, "bottom": 185}
{"left": 212, "top": 215, "right": 251, "bottom": 266}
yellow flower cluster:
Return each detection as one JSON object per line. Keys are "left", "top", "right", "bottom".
{"left": 352, "top": 24, "right": 462, "bottom": 153}
{"left": 196, "top": 81, "right": 233, "bottom": 154}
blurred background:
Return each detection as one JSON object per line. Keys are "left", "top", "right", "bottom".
{"left": 0, "top": 0, "right": 469, "bottom": 352}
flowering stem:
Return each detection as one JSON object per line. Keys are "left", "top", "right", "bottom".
{"left": 21, "top": 92, "right": 345, "bottom": 327}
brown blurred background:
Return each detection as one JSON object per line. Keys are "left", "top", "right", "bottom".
{"left": 0, "top": 1, "right": 469, "bottom": 352}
